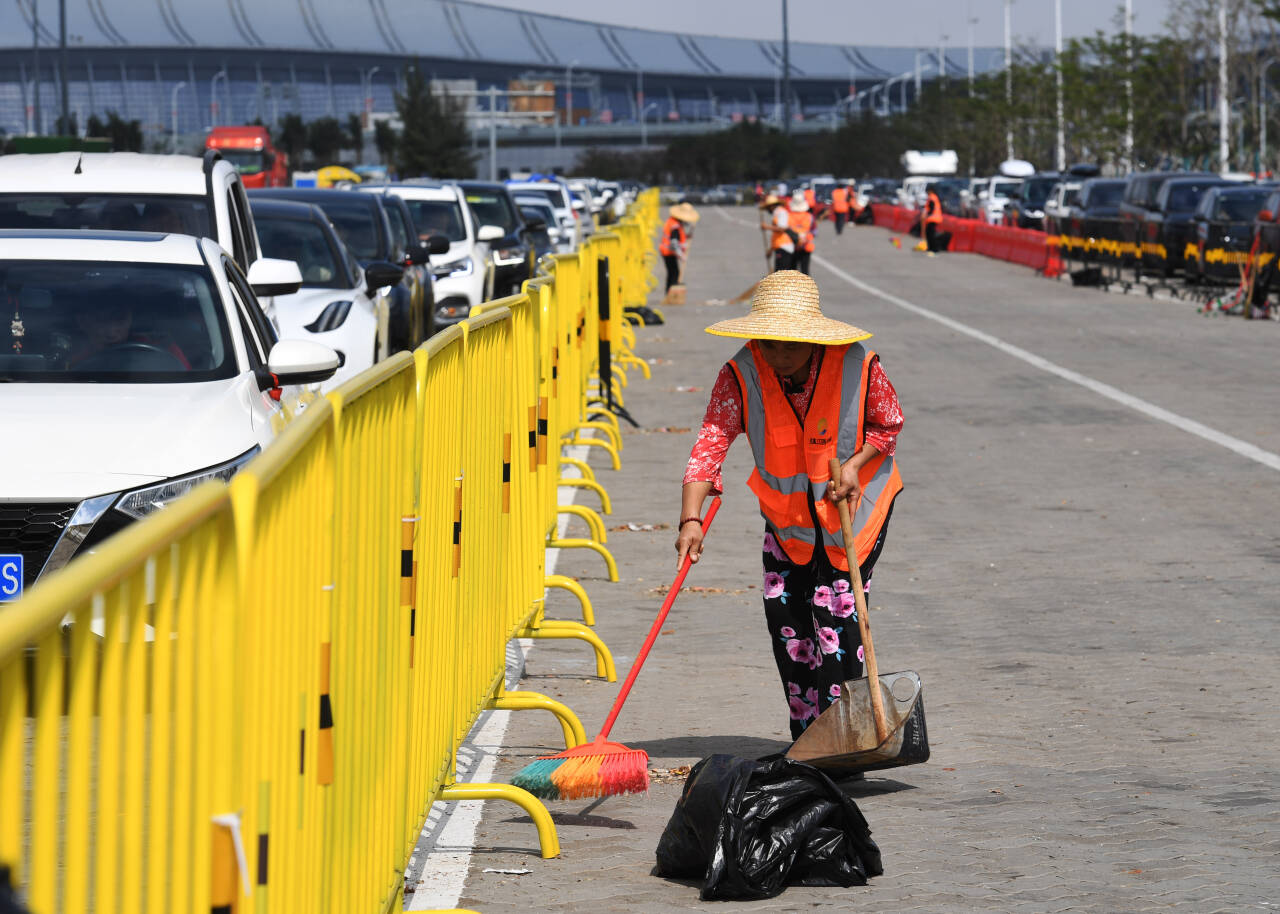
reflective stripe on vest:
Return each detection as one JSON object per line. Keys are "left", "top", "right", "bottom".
{"left": 728, "top": 341, "right": 902, "bottom": 570}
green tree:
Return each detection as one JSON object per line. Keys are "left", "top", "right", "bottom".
{"left": 306, "top": 116, "right": 345, "bottom": 165}
{"left": 346, "top": 113, "right": 364, "bottom": 164}
{"left": 374, "top": 119, "right": 398, "bottom": 168}
{"left": 277, "top": 113, "right": 307, "bottom": 165}
{"left": 395, "top": 64, "right": 475, "bottom": 178}
{"left": 86, "top": 110, "right": 142, "bottom": 152}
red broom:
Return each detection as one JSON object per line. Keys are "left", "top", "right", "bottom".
{"left": 512, "top": 497, "right": 722, "bottom": 801}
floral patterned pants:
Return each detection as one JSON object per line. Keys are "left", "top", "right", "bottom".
{"left": 761, "top": 523, "right": 888, "bottom": 742}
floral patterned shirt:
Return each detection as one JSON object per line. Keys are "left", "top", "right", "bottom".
{"left": 684, "top": 350, "right": 903, "bottom": 494}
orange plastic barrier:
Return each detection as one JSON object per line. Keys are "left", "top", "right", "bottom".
{"left": 872, "top": 204, "right": 1050, "bottom": 273}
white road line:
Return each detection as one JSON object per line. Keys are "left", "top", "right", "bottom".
{"left": 812, "top": 253, "right": 1280, "bottom": 474}
{"left": 404, "top": 446, "right": 591, "bottom": 910}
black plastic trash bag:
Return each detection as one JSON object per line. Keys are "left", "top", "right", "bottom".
{"left": 654, "top": 754, "right": 882, "bottom": 901}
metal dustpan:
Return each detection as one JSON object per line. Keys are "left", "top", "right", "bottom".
{"left": 786, "top": 670, "right": 929, "bottom": 773}
{"left": 787, "top": 459, "right": 931, "bottom": 775}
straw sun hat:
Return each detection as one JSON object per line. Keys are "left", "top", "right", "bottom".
{"left": 757, "top": 194, "right": 782, "bottom": 209}
{"left": 669, "top": 202, "right": 700, "bottom": 223}
{"left": 705, "top": 270, "right": 871, "bottom": 345}
{"left": 788, "top": 194, "right": 810, "bottom": 212}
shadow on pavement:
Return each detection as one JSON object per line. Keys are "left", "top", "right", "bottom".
{"left": 628, "top": 734, "right": 792, "bottom": 759}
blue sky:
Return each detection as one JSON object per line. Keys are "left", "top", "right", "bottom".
{"left": 479, "top": 0, "right": 1173, "bottom": 48}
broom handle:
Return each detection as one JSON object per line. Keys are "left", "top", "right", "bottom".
{"left": 828, "top": 458, "right": 889, "bottom": 745}
{"left": 596, "top": 496, "right": 721, "bottom": 741}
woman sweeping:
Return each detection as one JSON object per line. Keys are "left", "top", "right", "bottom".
{"left": 659, "top": 202, "right": 699, "bottom": 293}
{"left": 676, "top": 270, "right": 903, "bottom": 740}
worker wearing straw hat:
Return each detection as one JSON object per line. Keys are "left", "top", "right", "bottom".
{"left": 660, "top": 202, "right": 700, "bottom": 293}
{"left": 676, "top": 271, "right": 903, "bottom": 740}
{"left": 759, "top": 194, "right": 794, "bottom": 272}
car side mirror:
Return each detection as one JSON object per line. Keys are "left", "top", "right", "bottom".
{"left": 364, "top": 260, "right": 405, "bottom": 295}
{"left": 477, "top": 224, "right": 504, "bottom": 242}
{"left": 522, "top": 217, "right": 547, "bottom": 232}
{"left": 247, "top": 257, "right": 303, "bottom": 297}
{"left": 1259, "top": 210, "right": 1274, "bottom": 222}
{"left": 404, "top": 241, "right": 432, "bottom": 266}
{"left": 427, "top": 235, "right": 451, "bottom": 255}
{"left": 264, "top": 339, "right": 340, "bottom": 387}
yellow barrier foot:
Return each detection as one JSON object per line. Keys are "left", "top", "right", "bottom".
{"left": 439, "top": 783, "right": 560, "bottom": 859}
{"left": 557, "top": 504, "right": 607, "bottom": 543}
{"left": 557, "top": 478, "right": 612, "bottom": 514}
{"left": 576, "top": 420, "right": 622, "bottom": 451}
{"left": 545, "top": 573, "right": 596, "bottom": 626}
{"left": 584, "top": 409, "right": 623, "bottom": 443}
{"left": 567, "top": 438, "right": 620, "bottom": 470}
{"left": 517, "top": 620, "right": 618, "bottom": 681}
{"left": 618, "top": 352, "right": 652, "bottom": 380}
{"left": 547, "top": 536, "right": 619, "bottom": 581}
{"left": 490, "top": 689, "right": 588, "bottom": 747}
{"left": 559, "top": 455, "right": 597, "bottom": 483}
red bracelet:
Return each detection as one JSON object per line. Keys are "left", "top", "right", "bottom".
{"left": 679, "top": 516, "right": 703, "bottom": 528}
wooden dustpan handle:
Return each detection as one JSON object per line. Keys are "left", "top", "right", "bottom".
{"left": 829, "top": 459, "right": 888, "bottom": 745}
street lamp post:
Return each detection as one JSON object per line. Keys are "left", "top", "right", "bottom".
{"left": 1005, "top": 0, "right": 1013, "bottom": 160}
{"left": 781, "top": 0, "right": 791, "bottom": 135}
{"left": 564, "top": 59, "right": 578, "bottom": 129}
{"left": 1218, "top": 0, "right": 1229, "bottom": 174}
{"left": 210, "top": 69, "right": 228, "bottom": 128}
{"left": 967, "top": 1, "right": 977, "bottom": 97}
{"left": 360, "top": 65, "right": 380, "bottom": 129}
{"left": 938, "top": 34, "right": 948, "bottom": 85}
{"left": 1260, "top": 58, "right": 1279, "bottom": 174}
{"left": 1055, "top": 0, "right": 1064, "bottom": 171}
{"left": 1124, "top": 0, "right": 1133, "bottom": 170}
{"left": 641, "top": 101, "right": 658, "bottom": 146}
{"left": 170, "top": 80, "right": 187, "bottom": 154}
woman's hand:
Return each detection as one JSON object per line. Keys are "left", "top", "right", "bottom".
{"left": 675, "top": 521, "right": 705, "bottom": 570}
{"left": 826, "top": 456, "right": 865, "bottom": 505}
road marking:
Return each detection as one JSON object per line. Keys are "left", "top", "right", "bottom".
{"left": 405, "top": 446, "right": 591, "bottom": 909}
{"left": 812, "top": 252, "right": 1280, "bottom": 473}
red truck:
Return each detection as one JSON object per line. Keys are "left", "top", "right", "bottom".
{"left": 205, "top": 126, "right": 289, "bottom": 188}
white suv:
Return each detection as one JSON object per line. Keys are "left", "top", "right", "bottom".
{"left": 506, "top": 179, "right": 578, "bottom": 252}
{"left": 0, "top": 230, "right": 335, "bottom": 600}
{"left": 0, "top": 150, "right": 267, "bottom": 275}
{"left": 360, "top": 182, "right": 491, "bottom": 326}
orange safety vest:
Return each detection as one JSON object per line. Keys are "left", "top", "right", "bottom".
{"left": 789, "top": 210, "right": 815, "bottom": 252}
{"left": 804, "top": 188, "right": 817, "bottom": 210}
{"left": 924, "top": 192, "right": 944, "bottom": 225}
{"left": 726, "top": 341, "right": 903, "bottom": 571}
{"left": 831, "top": 187, "right": 850, "bottom": 213}
{"left": 659, "top": 216, "right": 687, "bottom": 256}
{"left": 768, "top": 208, "right": 792, "bottom": 251}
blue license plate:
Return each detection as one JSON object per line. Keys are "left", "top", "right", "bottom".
{"left": 0, "top": 555, "right": 23, "bottom": 602}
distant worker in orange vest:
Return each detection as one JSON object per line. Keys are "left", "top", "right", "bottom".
{"left": 788, "top": 193, "right": 816, "bottom": 275}
{"left": 922, "top": 183, "right": 947, "bottom": 256}
{"left": 659, "top": 202, "right": 699, "bottom": 291}
{"left": 831, "top": 183, "right": 850, "bottom": 235}
{"left": 676, "top": 270, "right": 904, "bottom": 739}
{"left": 759, "top": 194, "right": 794, "bottom": 272}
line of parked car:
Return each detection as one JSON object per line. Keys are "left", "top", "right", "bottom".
{"left": 0, "top": 149, "right": 639, "bottom": 601}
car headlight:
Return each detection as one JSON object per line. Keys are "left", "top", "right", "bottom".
{"left": 114, "top": 448, "right": 260, "bottom": 520}
{"left": 434, "top": 257, "right": 474, "bottom": 278}
{"left": 493, "top": 247, "right": 525, "bottom": 266}
{"left": 304, "top": 300, "right": 353, "bottom": 333}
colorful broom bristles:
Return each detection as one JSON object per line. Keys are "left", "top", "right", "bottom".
{"left": 511, "top": 738, "right": 650, "bottom": 801}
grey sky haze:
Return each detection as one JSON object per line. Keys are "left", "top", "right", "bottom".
{"left": 476, "top": 0, "right": 1174, "bottom": 49}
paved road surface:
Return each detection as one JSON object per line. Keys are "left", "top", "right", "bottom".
{"left": 412, "top": 207, "right": 1280, "bottom": 912}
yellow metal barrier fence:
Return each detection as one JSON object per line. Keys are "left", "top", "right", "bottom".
{"left": 0, "top": 188, "right": 660, "bottom": 913}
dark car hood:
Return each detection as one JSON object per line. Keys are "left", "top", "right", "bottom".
{"left": 1083, "top": 206, "right": 1120, "bottom": 219}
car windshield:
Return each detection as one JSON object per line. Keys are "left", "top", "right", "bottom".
{"left": 515, "top": 187, "right": 567, "bottom": 211}
{"left": 403, "top": 199, "right": 467, "bottom": 242}
{"left": 0, "top": 260, "right": 235, "bottom": 383}
{"left": 255, "top": 216, "right": 345, "bottom": 288}
{"left": 1025, "top": 178, "right": 1057, "bottom": 205}
{"left": 1216, "top": 193, "right": 1268, "bottom": 222}
{"left": 1166, "top": 183, "right": 1219, "bottom": 212}
{"left": 465, "top": 190, "right": 520, "bottom": 233}
{"left": 0, "top": 194, "right": 212, "bottom": 236}
{"left": 310, "top": 198, "right": 380, "bottom": 261}
{"left": 219, "top": 149, "right": 266, "bottom": 176}
{"left": 1063, "top": 188, "right": 1081, "bottom": 207}
{"left": 1088, "top": 183, "right": 1125, "bottom": 207}
{"left": 992, "top": 181, "right": 1021, "bottom": 197}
